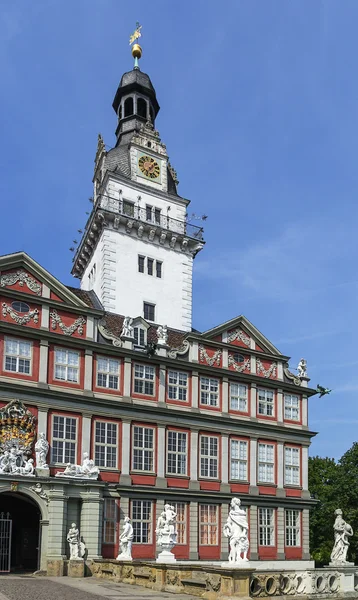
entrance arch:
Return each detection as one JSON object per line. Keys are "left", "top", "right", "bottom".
{"left": 0, "top": 492, "right": 41, "bottom": 572}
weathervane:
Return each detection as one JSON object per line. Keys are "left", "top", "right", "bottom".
{"left": 129, "top": 22, "right": 142, "bottom": 68}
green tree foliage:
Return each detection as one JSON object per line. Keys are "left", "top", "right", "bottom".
{"left": 308, "top": 456, "right": 338, "bottom": 566}
{"left": 335, "top": 442, "right": 358, "bottom": 563}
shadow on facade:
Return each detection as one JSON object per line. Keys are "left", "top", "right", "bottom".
{"left": 0, "top": 492, "right": 40, "bottom": 572}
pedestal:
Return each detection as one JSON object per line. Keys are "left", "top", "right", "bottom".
{"left": 157, "top": 344, "right": 169, "bottom": 357}
{"left": 36, "top": 467, "right": 50, "bottom": 477}
{"left": 221, "top": 560, "right": 251, "bottom": 569}
{"left": 116, "top": 554, "right": 133, "bottom": 562}
{"left": 156, "top": 550, "right": 176, "bottom": 563}
{"left": 68, "top": 558, "right": 85, "bottom": 578}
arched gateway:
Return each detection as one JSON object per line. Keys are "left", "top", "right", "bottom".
{"left": 0, "top": 492, "right": 41, "bottom": 572}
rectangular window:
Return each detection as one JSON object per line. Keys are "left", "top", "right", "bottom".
{"left": 284, "top": 394, "right": 300, "bottom": 421}
{"left": 285, "top": 510, "right": 300, "bottom": 546}
{"left": 200, "top": 434, "right": 219, "bottom": 479}
{"left": 133, "top": 363, "right": 155, "bottom": 395}
{"left": 146, "top": 205, "right": 152, "bottom": 221}
{"left": 123, "top": 200, "right": 134, "bottom": 216}
{"left": 259, "top": 508, "right": 275, "bottom": 546}
{"left": 147, "top": 258, "right": 154, "bottom": 276}
{"left": 170, "top": 502, "right": 187, "bottom": 544}
{"left": 132, "top": 425, "right": 155, "bottom": 472}
{"left": 167, "top": 430, "right": 188, "bottom": 475}
{"left": 156, "top": 261, "right": 162, "bottom": 278}
{"left": 54, "top": 348, "right": 79, "bottom": 383}
{"left": 138, "top": 255, "right": 145, "bottom": 273}
{"left": 229, "top": 382, "right": 248, "bottom": 412}
{"left": 143, "top": 302, "right": 155, "bottom": 322}
{"left": 258, "top": 388, "right": 274, "bottom": 417}
{"left": 131, "top": 500, "right": 152, "bottom": 544}
{"left": 258, "top": 443, "right": 275, "bottom": 483}
{"left": 154, "top": 208, "right": 161, "bottom": 224}
{"left": 133, "top": 326, "right": 146, "bottom": 347}
{"left": 52, "top": 415, "right": 77, "bottom": 464}
{"left": 285, "top": 447, "right": 300, "bottom": 486}
{"left": 168, "top": 370, "right": 188, "bottom": 402}
{"left": 200, "top": 377, "right": 219, "bottom": 407}
{"left": 103, "top": 498, "right": 117, "bottom": 544}
{"left": 94, "top": 421, "right": 118, "bottom": 468}
{"left": 4, "top": 338, "right": 32, "bottom": 374}
{"left": 230, "top": 439, "right": 248, "bottom": 481}
{"left": 199, "top": 504, "right": 218, "bottom": 545}
{"left": 96, "top": 357, "right": 120, "bottom": 390}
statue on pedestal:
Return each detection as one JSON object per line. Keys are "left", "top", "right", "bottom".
{"left": 157, "top": 324, "right": 168, "bottom": 345}
{"left": 35, "top": 433, "right": 49, "bottom": 468}
{"left": 223, "top": 497, "right": 249, "bottom": 564}
{"left": 297, "top": 358, "right": 308, "bottom": 378}
{"left": 67, "top": 523, "right": 81, "bottom": 560}
{"left": 117, "top": 517, "right": 134, "bottom": 561}
{"left": 330, "top": 509, "right": 353, "bottom": 564}
{"left": 55, "top": 452, "right": 100, "bottom": 480}
{"left": 121, "top": 317, "right": 134, "bottom": 338}
{"left": 156, "top": 503, "right": 177, "bottom": 562}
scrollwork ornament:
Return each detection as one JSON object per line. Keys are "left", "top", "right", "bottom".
{"left": 199, "top": 345, "right": 222, "bottom": 367}
{"left": 2, "top": 303, "right": 39, "bottom": 325}
{"left": 50, "top": 309, "right": 86, "bottom": 336}
{"left": 98, "top": 321, "right": 122, "bottom": 347}
{"left": 284, "top": 364, "right": 302, "bottom": 386}
{"left": 167, "top": 340, "right": 189, "bottom": 359}
{"left": 228, "top": 354, "right": 251, "bottom": 373}
{"left": 227, "top": 328, "right": 251, "bottom": 347}
{"left": 256, "top": 359, "right": 277, "bottom": 378}
{"left": 0, "top": 270, "right": 42, "bottom": 295}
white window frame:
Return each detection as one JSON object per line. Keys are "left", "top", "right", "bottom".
{"left": 257, "top": 388, "right": 274, "bottom": 417}
{"left": 200, "top": 377, "right": 220, "bottom": 407}
{"left": 168, "top": 370, "right": 189, "bottom": 402}
{"left": 132, "top": 425, "right": 155, "bottom": 472}
{"left": 51, "top": 414, "right": 78, "bottom": 464}
{"left": 285, "top": 509, "right": 301, "bottom": 547}
{"left": 133, "top": 326, "right": 147, "bottom": 348}
{"left": 103, "top": 498, "right": 117, "bottom": 544}
{"left": 230, "top": 439, "right": 248, "bottom": 481}
{"left": 284, "top": 394, "right": 300, "bottom": 421}
{"left": 133, "top": 363, "right": 155, "bottom": 396}
{"left": 259, "top": 508, "right": 275, "bottom": 546}
{"left": 199, "top": 434, "right": 219, "bottom": 479}
{"left": 96, "top": 356, "right": 120, "bottom": 390}
{"left": 54, "top": 348, "right": 80, "bottom": 383}
{"left": 166, "top": 430, "right": 188, "bottom": 475}
{"left": 94, "top": 420, "right": 118, "bottom": 469}
{"left": 229, "top": 382, "right": 248, "bottom": 412}
{"left": 131, "top": 499, "right": 152, "bottom": 544}
{"left": 199, "top": 504, "right": 219, "bottom": 546}
{"left": 258, "top": 442, "right": 275, "bottom": 484}
{"left": 4, "top": 337, "right": 32, "bottom": 375}
{"left": 284, "top": 446, "right": 300, "bottom": 486}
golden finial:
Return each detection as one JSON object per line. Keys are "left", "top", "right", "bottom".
{"left": 129, "top": 22, "right": 142, "bottom": 66}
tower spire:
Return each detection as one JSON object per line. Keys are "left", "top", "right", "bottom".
{"left": 129, "top": 22, "right": 142, "bottom": 69}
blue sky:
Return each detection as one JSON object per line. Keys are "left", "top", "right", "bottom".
{"left": 1, "top": 0, "right": 357, "bottom": 460}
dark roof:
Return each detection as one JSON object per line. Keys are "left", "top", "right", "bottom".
{"left": 103, "top": 312, "right": 187, "bottom": 348}
{"left": 119, "top": 70, "right": 155, "bottom": 92}
{"left": 66, "top": 287, "right": 103, "bottom": 309}
{"left": 104, "top": 145, "right": 131, "bottom": 178}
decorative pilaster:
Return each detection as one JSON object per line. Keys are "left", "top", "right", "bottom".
{"left": 222, "top": 348, "right": 228, "bottom": 369}
{"left": 221, "top": 434, "right": 229, "bottom": 487}
{"left": 37, "top": 407, "right": 48, "bottom": 438}
{"left": 191, "top": 372, "right": 199, "bottom": 409}
{"left": 249, "top": 438, "right": 257, "bottom": 490}
{"left": 159, "top": 365, "right": 166, "bottom": 403}
{"left": 302, "top": 446, "right": 309, "bottom": 490}
{"left": 220, "top": 502, "right": 229, "bottom": 560}
{"left": 156, "top": 425, "right": 167, "bottom": 487}
{"left": 41, "top": 304, "right": 50, "bottom": 329}
{"left": 81, "top": 413, "right": 92, "bottom": 457}
{"left": 302, "top": 509, "right": 310, "bottom": 559}
{"left": 123, "top": 357, "right": 131, "bottom": 397}
{"left": 47, "top": 487, "right": 68, "bottom": 559}
{"left": 277, "top": 389, "right": 283, "bottom": 423}
{"left": 277, "top": 442, "right": 284, "bottom": 490}
{"left": 189, "top": 502, "right": 199, "bottom": 559}
{"left": 190, "top": 341, "right": 198, "bottom": 363}
{"left": 302, "top": 395, "right": 308, "bottom": 426}
{"left": 86, "top": 316, "right": 95, "bottom": 340}
{"left": 249, "top": 505, "right": 258, "bottom": 560}
{"left": 120, "top": 420, "right": 131, "bottom": 485}
{"left": 80, "top": 488, "right": 104, "bottom": 559}
{"left": 277, "top": 506, "right": 285, "bottom": 559}
{"left": 39, "top": 340, "right": 49, "bottom": 384}
{"left": 84, "top": 349, "right": 93, "bottom": 391}
{"left": 189, "top": 430, "right": 199, "bottom": 489}
{"left": 222, "top": 378, "right": 228, "bottom": 413}
{"left": 250, "top": 384, "right": 257, "bottom": 418}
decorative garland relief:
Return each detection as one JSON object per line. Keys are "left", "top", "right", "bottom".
{"left": 199, "top": 345, "right": 222, "bottom": 367}
{"left": 0, "top": 270, "right": 42, "bottom": 296}
{"left": 227, "top": 328, "right": 251, "bottom": 347}
{"left": 256, "top": 359, "right": 277, "bottom": 379}
{"left": 228, "top": 354, "right": 251, "bottom": 373}
{"left": 2, "top": 303, "right": 39, "bottom": 325}
{"left": 50, "top": 309, "right": 86, "bottom": 336}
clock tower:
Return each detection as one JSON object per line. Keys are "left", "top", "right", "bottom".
{"left": 72, "top": 35, "right": 204, "bottom": 331}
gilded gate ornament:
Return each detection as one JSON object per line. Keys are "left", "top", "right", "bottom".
{"left": 0, "top": 399, "right": 36, "bottom": 455}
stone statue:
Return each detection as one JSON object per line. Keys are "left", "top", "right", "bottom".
{"left": 19, "top": 457, "right": 35, "bottom": 476}
{"left": 297, "top": 358, "right": 307, "bottom": 378}
{"left": 223, "top": 497, "right": 249, "bottom": 563}
{"left": 67, "top": 523, "right": 81, "bottom": 560}
{"left": 55, "top": 453, "right": 100, "bottom": 480}
{"left": 330, "top": 509, "right": 353, "bottom": 564}
{"left": 35, "top": 433, "right": 49, "bottom": 468}
{"left": 156, "top": 503, "right": 177, "bottom": 562}
{"left": 0, "top": 451, "right": 10, "bottom": 473}
{"left": 117, "top": 517, "right": 134, "bottom": 561}
{"left": 157, "top": 324, "right": 168, "bottom": 345}
{"left": 121, "top": 316, "right": 134, "bottom": 338}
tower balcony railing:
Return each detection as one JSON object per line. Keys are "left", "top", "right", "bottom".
{"left": 96, "top": 194, "right": 204, "bottom": 240}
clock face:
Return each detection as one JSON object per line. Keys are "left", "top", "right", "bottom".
{"left": 138, "top": 155, "right": 160, "bottom": 179}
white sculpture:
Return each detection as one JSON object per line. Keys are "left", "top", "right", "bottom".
{"left": 156, "top": 503, "right": 177, "bottom": 562}
{"left": 35, "top": 432, "right": 49, "bottom": 468}
{"left": 19, "top": 458, "right": 35, "bottom": 476}
{"left": 297, "top": 358, "right": 307, "bottom": 378}
{"left": 121, "top": 316, "right": 134, "bottom": 338}
{"left": 223, "top": 497, "right": 250, "bottom": 564}
{"left": 116, "top": 517, "right": 134, "bottom": 561}
{"left": 55, "top": 453, "right": 100, "bottom": 480}
{"left": 157, "top": 324, "right": 168, "bottom": 345}
{"left": 0, "top": 446, "right": 35, "bottom": 476}
{"left": 67, "top": 523, "right": 81, "bottom": 560}
{"left": 330, "top": 509, "right": 353, "bottom": 564}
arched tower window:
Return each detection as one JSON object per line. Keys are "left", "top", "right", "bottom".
{"left": 124, "top": 97, "right": 134, "bottom": 117}
{"left": 150, "top": 105, "right": 155, "bottom": 123}
{"left": 118, "top": 105, "right": 122, "bottom": 120}
{"left": 137, "top": 98, "right": 147, "bottom": 119}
